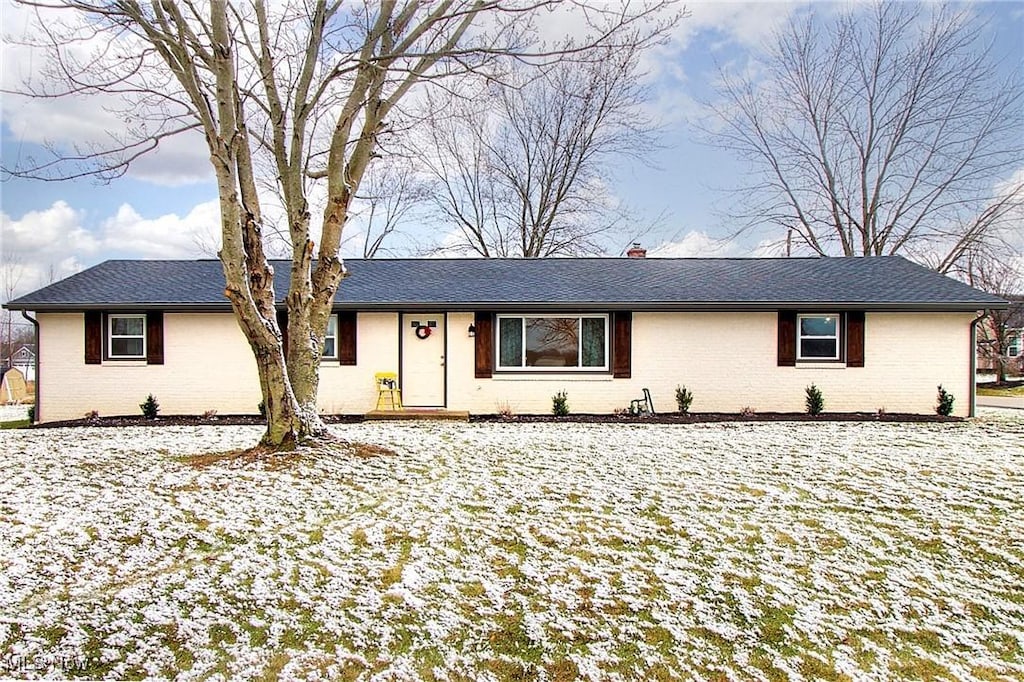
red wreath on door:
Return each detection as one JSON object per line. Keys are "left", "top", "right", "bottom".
{"left": 415, "top": 325, "right": 432, "bottom": 340}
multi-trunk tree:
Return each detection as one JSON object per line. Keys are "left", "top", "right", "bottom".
{"left": 7, "top": 0, "right": 678, "bottom": 448}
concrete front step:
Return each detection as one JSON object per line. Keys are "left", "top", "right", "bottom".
{"left": 365, "top": 409, "right": 470, "bottom": 421}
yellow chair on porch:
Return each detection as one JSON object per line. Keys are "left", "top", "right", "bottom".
{"left": 374, "top": 372, "right": 403, "bottom": 411}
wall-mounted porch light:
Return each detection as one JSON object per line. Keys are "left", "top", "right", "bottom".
{"left": 467, "top": 323, "right": 476, "bottom": 338}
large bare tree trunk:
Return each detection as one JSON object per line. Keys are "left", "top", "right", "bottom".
{"left": 5, "top": 0, "right": 679, "bottom": 450}
{"left": 208, "top": 0, "right": 325, "bottom": 447}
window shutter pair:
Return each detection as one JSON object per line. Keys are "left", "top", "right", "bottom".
{"left": 84, "top": 311, "right": 163, "bottom": 364}
{"left": 777, "top": 311, "right": 864, "bottom": 367}
{"left": 276, "top": 310, "right": 357, "bottom": 365}
{"left": 472, "top": 311, "right": 632, "bottom": 378}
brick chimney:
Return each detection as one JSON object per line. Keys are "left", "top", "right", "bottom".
{"left": 626, "top": 242, "right": 647, "bottom": 258}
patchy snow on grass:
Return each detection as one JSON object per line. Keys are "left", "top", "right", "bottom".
{"left": 0, "top": 405, "right": 30, "bottom": 424}
{"left": 1, "top": 414, "right": 1023, "bottom": 680}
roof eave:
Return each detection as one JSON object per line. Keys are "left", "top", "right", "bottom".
{"left": 3, "top": 302, "right": 233, "bottom": 312}
{"left": 6, "top": 300, "right": 1005, "bottom": 312}
{"left": 332, "top": 300, "right": 1007, "bottom": 312}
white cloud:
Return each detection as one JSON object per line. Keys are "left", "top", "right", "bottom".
{"left": 992, "top": 167, "right": 1024, "bottom": 253}
{"left": 1, "top": 199, "right": 221, "bottom": 301}
{"left": 648, "top": 230, "right": 744, "bottom": 257}
{"left": 1, "top": 202, "right": 94, "bottom": 298}
{"left": 647, "top": 230, "right": 786, "bottom": 258}
{"left": 682, "top": 1, "right": 810, "bottom": 50}
{"left": 1, "top": 200, "right": 98, "bottom": 256}
{"left": 1, "top": 1, "right": 212, "bottom": 186}
{"left": 99, "top": 202, "right": 221, "bottom": 258}
{"left": 638, "top": 2, "right": 811, "bottom": 127}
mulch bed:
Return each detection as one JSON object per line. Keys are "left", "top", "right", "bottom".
{"left": 472, "top": 412, "right": 960, "bottom": 424}
{"left": 32, "top": 414, "right": 364, "bottom": 429}
{"left": 32, "top": 412, "right": 960, "bottom": 428}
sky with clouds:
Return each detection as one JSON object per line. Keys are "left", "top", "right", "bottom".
{"left": 2, "top": 0, "right": 1022, "bottom": 300}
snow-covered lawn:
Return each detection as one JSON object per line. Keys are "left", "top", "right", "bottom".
{"left": 0, "top": 405, "right": 30, "bottom": 424}
{"left": 2, "top": 414, "right": 1022, "bottom": 680}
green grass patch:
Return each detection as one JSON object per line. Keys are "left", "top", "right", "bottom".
{"left": 977, "top": 384, "right": 1024, "bottom": 397}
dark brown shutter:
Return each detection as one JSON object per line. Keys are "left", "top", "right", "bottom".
{"left": 146, "top": 311, "right": 164, "bottom": 365}
{"left": 846, "top": 311, "right": 865, "bottom": 367}
{"left": 474, "top": 312, "right": 493, "bottom": 378}
{"left": 84, "top": 311, "right": 102, "bottom": 364}
{"left": 276, "top": 309, "right": 288, "bottom": 356}
{"left": 778, "top": 310, "right": 797, "bottom": 366}
{"left": 612, "top": 312, "right": 632, "bottom": 378}
{"left": 338, "top": 311, "right": 357, "bottom": 365}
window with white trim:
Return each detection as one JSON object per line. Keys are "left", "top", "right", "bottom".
{"left": 322, "top": 315, "right": 338, "bottom": 359}
{"left": 797, "top": 314, "right": 840, "bottom": 360}
{"left": 496, "top": 314, "right": 608, "bottom": 370}
{"left": 108, "top": 314, "right": 146, "bottom": 359}
{"left": 1008, "top": 332, "right": 1021, "bottom": 358}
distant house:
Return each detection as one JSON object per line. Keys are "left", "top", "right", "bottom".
{"left": 6, "top": 345, "right": 36, "bottom": 383}
{"left": 3, "top": 255, "right": 1007, "bottom": 422}
{"left": 977, "top": 297, "right": 1023, "bottom": 377}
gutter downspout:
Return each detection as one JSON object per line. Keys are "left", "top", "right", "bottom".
{"left": 20, "top": 310, "right": 39, "bottom": 424}
{"left": 970, "top": 311, "right": 986, "bottom": 418}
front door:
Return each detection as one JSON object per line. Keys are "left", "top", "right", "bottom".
{"left": 401, "top": 313, "right": 446, "bottom": 407}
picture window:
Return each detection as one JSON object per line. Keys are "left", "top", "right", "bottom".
{"left": 496, "top": 315, "right": 608, "bottom": 371}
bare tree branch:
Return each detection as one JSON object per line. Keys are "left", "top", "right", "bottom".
{"left": 419, "top": 43, "right": 664, "bottom": 257}
{"left": 705, "top": 3, "right": 1024, "bottom": 272}
{"left": 5, "top": 0, "right": 680, "bottom": 447}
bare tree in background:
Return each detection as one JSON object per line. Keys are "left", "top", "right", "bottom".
{"left": 352, "top": 159, "right": 432, "bottom": 258}
{"left": 420, "top": 45, "right": 662, "bottom": 257}
{"left": 961, "top": 248, "right": 1024, "bottom": 384}
{"left": 1, "top": 258, "right": 27, "bottom": 369}
{"left": 5, "top": 0, "right": 677, "bottom": 448}
{"left": 708, "top": 2, "right": 1023, "bottom": 272}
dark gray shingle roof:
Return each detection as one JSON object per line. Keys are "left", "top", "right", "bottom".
{"left": 5, "top": 256, "right": 1007, "bottom": 311}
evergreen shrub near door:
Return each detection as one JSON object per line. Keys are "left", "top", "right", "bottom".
{"left": 675, "top": 385, "right": 693, "bottom": 414}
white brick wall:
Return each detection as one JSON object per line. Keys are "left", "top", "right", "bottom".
{"left": 37, "top": 310, "right": 975, "bottom": 421}
{"left": 446, "top": 311, "right": 976, "bottom": 417}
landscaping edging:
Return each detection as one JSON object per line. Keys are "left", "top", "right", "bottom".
{"left": 28, "top": 411, "right": 961, "bottom": 428}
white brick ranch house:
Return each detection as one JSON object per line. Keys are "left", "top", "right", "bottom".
{"left": 3, "top": 256, "right": 1006, "bottom": 422}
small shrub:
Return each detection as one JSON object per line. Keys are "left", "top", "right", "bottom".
{"left": 257, "top": 400, "right": 266, "bottom": 418}
{"left": 140, "top": 394, "right": 160, "bottom": 419}
{"left": 552, "top": 390, "right": 569, "bottom": 417}
{"left": 202, "top": 409, "right": 218, "bottom": 420}
{"left": 936, "top": 385, "right": 955, "bottom": 416}
{"left": 877, "top": 406, "right": 887, "bottom": 418}
{"left": 805, "top": 383, "right": 824, "bottom": 416}
{"left": 27, "top": 405, "right": 35, "bottom": 422}
{"left": 675, "top": 385, "right": 694, "bottom": 414}
{"left": 613, "top": 407, "right": 629, "bottom": 416}
{"left": 84, "top": 409, "right": 99, "bottom": 420}
{"left": 496, "top": 400, "right": 514, "bottom": 419}
{"left": 740, "top": 406, "right": 756, "bottom": 417}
